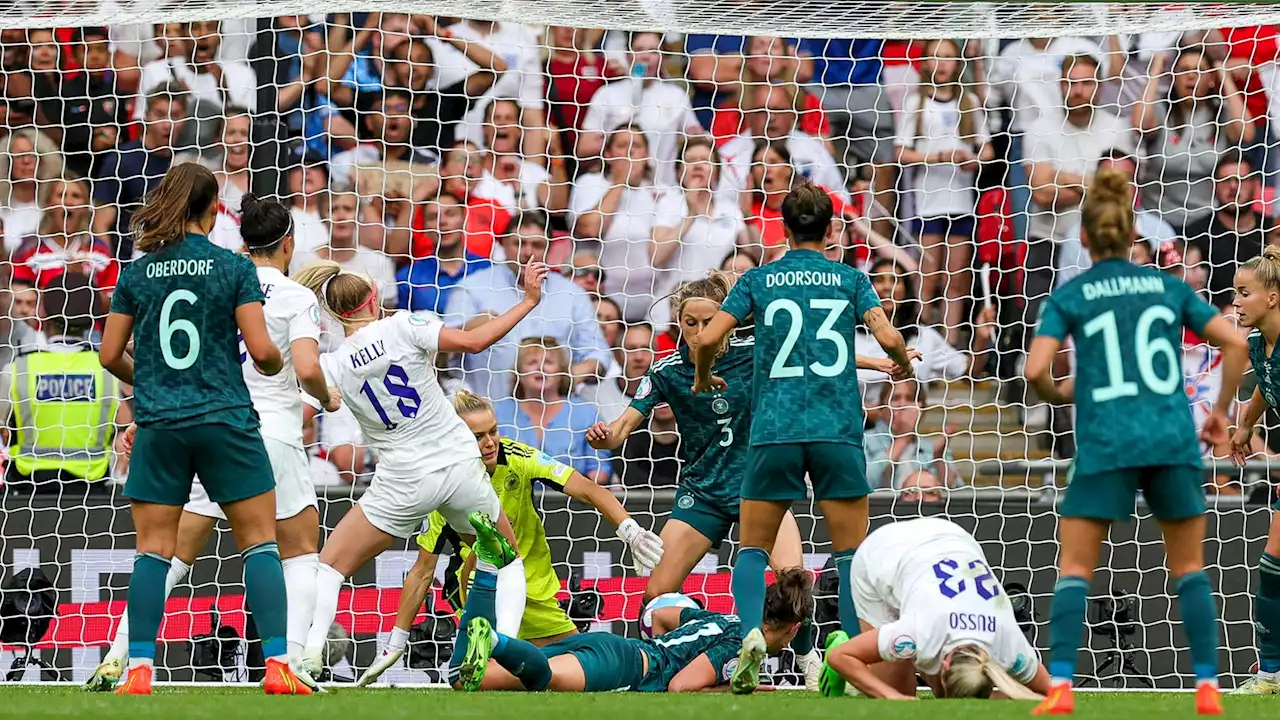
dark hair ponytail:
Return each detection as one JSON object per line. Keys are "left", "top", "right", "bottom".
{"left": 239, "top": 192, "right": 293, "bottom": 256}
{"left": 132, "top": 162, "right": 219, "bottom": 253}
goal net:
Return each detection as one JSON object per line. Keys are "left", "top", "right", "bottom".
{"left": 3, "top": 0, "right": 1280, "bottom": 690}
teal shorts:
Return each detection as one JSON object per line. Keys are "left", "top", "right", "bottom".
{"left": 542, "top": 633, "right": 648, "bottom": 692}
{"left": 125, "top": 423, "right": 274, "bottom": 507}
{"left": 1061, "top": 464, "right": 1206, "bottom": 521}
{"left": 670, "top": 488, "right": 738, "bottom": 547}
{"left": 743, "top": 442, "right": 871, "bottom": 502}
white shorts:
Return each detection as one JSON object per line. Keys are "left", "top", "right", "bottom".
{"left": 184, "top": 438, "right": 318, "bottom": 521}
{"left": 358, "top": 456, "right": 499, "bottom": 539}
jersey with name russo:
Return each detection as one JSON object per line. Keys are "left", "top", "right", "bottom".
{"left": 239, "top": 266, "right": 322, "bottom": 448}
{"left": 1036, "top": 259, "right": 1217, "bottom": 475}
{"left": 110, "top": 233, "right": 263, "bottom": 428}
{"left": 720, "top": 249, "right": 881, "bottom": 445}
{"left": 638, "top": 608, "right": 744, "bottom": 692}
{"left": 420, "top": 438, "right": 574, "bottom": 605}
{"left": 318, "top": 311, "right": 479, "bottom": 478}
{"left": 629, "top": 336, "right": 753, "bottom": 505}
{"left": 867, "top": 518, "right": 1039, "bottom": 682}
{"left": 1249, "top": 331, "right": 1280, "bottom": 409}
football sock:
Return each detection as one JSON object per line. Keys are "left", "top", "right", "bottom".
{"left": 1174, "top": 570, "right": 1219, "bottom": 685}
{"left": 112, "top": 557, "right": 190, "bottom": 661}
{"left": 242, "top": 542, "right": 289, "bottom": 661}
{"left": 496, "top": 557, "right": 527, "bottom": 636}
{"left": 732, "top": 547, "right": 769, "bottom": 631}
{"left": 448, "top": 568, "right": 499, "bottom": 685}
{"left": 792, "top": 616, "right": 815, "bottom": 656}
{"left": 388, "top": 626, "right": 411, "bottom": 653}
{"left": 1047, "top": 576, "right": 1090, "bottom": 682}
{"left": 1258, "top": 553, "right": 1280, "bottom": 673}
{"left": 282, "top": 553, "right": 320, "bottom": 663}
{"left": 125, "top": 552, "right": 171, "bottom": 666}
{"left": 492, "top": 633, "right": 552, "bottom": 691}
{"left": 306, "top": 563, "right": 345, "bottom": 654}
{"left": 833, "top": 549, "right": 858, "bottom": 636}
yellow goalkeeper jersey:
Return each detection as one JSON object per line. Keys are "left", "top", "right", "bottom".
{"left": 419, "top": 438, "right": 575, "bottom": 604}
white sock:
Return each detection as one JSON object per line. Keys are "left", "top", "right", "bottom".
{"left": 388, "top": 625, "right": 410, "bottom": 653}
{"left": 109, "top": 558, "right": 192, "bottom": 662}
{"left": 495, "top": 558, "right": 526, "bottom": 637}
{"left": 127, "top": 657, "right": 153, "bottom": 670}
{"left": 305, "top": 563, "right": 345, "bottom": 656}
{"left": 282, "top": 553, "right": 320, "bottom": 663}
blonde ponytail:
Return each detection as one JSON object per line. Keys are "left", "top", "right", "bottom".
{"left": 453, "top": 388, "right": 495, "bottom": 416}
{"left": 1241, "top": 246, "right": 1280, "bottom": 292}
{"left": 941, "top": 644, "right": 1043, "bottom": 701}
{"left": 1081, "top": 169, "right": 1134, "bottom": 261}
{"left": 293, "top": 260, "right": 378, "bottom": 329}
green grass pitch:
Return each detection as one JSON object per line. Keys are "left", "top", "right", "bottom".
{"left": 0, "top": 687, "right": 1270, "bottom": 720}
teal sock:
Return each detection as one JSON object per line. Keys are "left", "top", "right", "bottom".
{"left": 242, "top": 542, "right": 288, "bottom": 660}
{"left": 1174, "top": 571, "right": 1219, "bottom": 684}
{"left": 833, "top": 549, "right": 858, "bottom": 636}
{"left": 126, "top": 552, "right": 171, "bottom": 662}
{"left": 732, "top": 547, "right": 769, "bottom": 631}
{"left": 791, "top": 616, "right": 815, "bottom": 656}
{"left": 1047, "top": 576, "right": 1089, "bottom": 682}
{"left": 492, "top": 633, "right": 552, "bottom": 690}
{"left": 447, "top": 568, "right": 498, "bottom": 684}
{"left": 1258, "top": 554, "right": 1280, "bottom": 673}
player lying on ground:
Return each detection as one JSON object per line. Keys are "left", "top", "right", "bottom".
{"left": 86, "top": 194, "right": 340, "bottom": 692}
{"left": 453, "top": 511, "right": 813, "bottom": 693}
{"left": 588, "top": 271, "right": 916, "bottom": 690}
{"left": 1025, "top": 170, "right": 1246, "bottom": 716}
{"left": 98, "top": 163, "right": 312, "bottom": 695}
{"left": 291, "top": 261, "right": 550, "bottom": 678}
{"left": 356, "top": 388, "right": 663, "bottom": 686}
{"left": 1229, "top": 246, "right": 1280, "bottom": 694}
{"left": 822, "top": 518, "right": 1048, "bottom": 700}
{"left": 691, "top": 183, "right": 915, "bottom": 694}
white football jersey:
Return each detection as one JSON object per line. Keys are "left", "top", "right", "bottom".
{"left": 863, "top": 518, "right": 1039, "bottom": 683}
{"left": 318, "top": 311, "right": 479, "bottom": 479}
{"left": 241, "top": 266, "right": 322, "bottom": 448}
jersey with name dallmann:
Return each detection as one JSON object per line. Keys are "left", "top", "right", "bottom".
{"left": 640, "top": 608, "right": 744, "bottom": 691}
{"left": 318, "top": 311, "right": 479, "bottom": 479}
{"left": 720, "top": 249, "right": 881, "bottom": 445}
{"left": 110, "top": 233, "right": 263, "bottom": 428}
{"left": 1036, "top": 259, "right": 1217, "bottom": 475}
{"left": 1248, "top": 331, "right": 1280, "bottom": 409}
{"left": 629, "top": 336, "right": 754, "bottom": 506}
{"left": 240, "top": 266, "right": 322, "bottom": 448}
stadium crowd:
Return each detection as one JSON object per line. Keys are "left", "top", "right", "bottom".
{"left": 1, "top": 17, "right": 1280, "bottom": 497}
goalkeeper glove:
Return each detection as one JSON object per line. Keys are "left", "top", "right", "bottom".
{"left": 616, "top": 518, "right": 664, "bottom": 572}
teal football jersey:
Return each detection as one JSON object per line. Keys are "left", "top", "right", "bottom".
{"left": 1249, "top": 331, "right": 1280, "bottom": 409}
{"left": 638, "top": 608, "right": 744, "bottom": 692}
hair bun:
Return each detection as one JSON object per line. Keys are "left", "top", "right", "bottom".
{"left": 239, "top": 192, "right": 260, "bottom": 213}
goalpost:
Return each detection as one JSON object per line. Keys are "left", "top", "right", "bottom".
{"left": 3, "top": 0, "right": 1280, "bottom": 690}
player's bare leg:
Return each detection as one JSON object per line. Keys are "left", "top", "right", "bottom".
{"left": 731, "top": 499, "right": 789, "bottom": 695}
{"left": 1033, "top": 517, "right": 1107, "bottom": 716}
{"left": 1158, "top": 514, "right": 1222, "bottom": 715}
{"left": 643, "top": 520, "right": 715, "bottom": 605}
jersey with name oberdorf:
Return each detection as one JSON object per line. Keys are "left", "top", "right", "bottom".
{"left": 240, "top": 266, "right": 322, "bottom": 448}
{"left": 110, "top": 233, "right": 263, "bottom": 428}
{"left": 720, "top": 249, "right": 881, "bottom": 445}
{"left": 318, "top": 311, "right": 479, "bottom": 479}
{"left": 1036, "top": 258, "right": 1217, "bottom": 475}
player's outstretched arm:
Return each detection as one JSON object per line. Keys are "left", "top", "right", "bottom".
{"left": 236, "top": 302, "right": 283, "bottom": 376}
{"left": 691, "top": 311, "right": 737, "bottom": 393}
{"left": 1199, "top": 314, "right": 1249, "bottom": 447}
{"left": 857, "top": 350, "right": 922, "bottom": 379}
{"left": 99, "top": 312, "right": 136, "bottom": 385}
{"left": 825, "top": 629, "right": 917, "bottom": 700}
{"left": 439, "top": 263, "right": 549, "bottom": 354}
{"left": 562, "top": 467, "right": 663, "bottom": 571}
{"left": 666, "top": 653, "right": 722, "bottom": 693}
{"left": 1024, "top": 336, "right": 1071, "bottom": 405}
{"left": 587, "top": 408, "right": 645, "bottom": 451}
{"left": 863, "top": 307, "right": 913, "bottom": 372}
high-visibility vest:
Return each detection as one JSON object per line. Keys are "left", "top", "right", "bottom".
{"left": 9, "top": 348, "right": 119, "bottom": 480}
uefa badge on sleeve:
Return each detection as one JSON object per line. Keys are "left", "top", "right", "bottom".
{"left": 635, "top": 376, "right": 653, "bottom": 400}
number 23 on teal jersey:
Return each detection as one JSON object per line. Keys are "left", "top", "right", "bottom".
{"left": 764, "top": 298, "right": 850, "bottom": 379}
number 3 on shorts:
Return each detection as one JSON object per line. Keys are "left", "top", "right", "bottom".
{"left": 160, "top": 289, "right": 201, "bottom": 370}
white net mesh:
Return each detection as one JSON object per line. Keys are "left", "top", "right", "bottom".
{"left": 0, "top": 3, "right": 1277, "bottom": 689}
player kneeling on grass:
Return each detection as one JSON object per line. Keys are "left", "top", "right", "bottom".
{"left": 823, "top": 518, "right": 1049, "bottom": 700}
{"left": 357, "top": 389, "right": 663, "bottom": 686}
{"left": 453, "top": 513, "right": 812, "bottom": 693}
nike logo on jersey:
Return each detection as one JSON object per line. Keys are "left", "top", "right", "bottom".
{"left": 350, "top": 340, "right": 387, "bottom": 368}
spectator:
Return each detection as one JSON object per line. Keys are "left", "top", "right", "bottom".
{"left": 272, "top": 17, "right": 357, "bottom": 162}
{"left": 0, "top": 29, "right": 37, "bottom": 129}
{"left": 545, "top": 26, "right": 614, "bottom": 173}
{"left": 653, "top": 136, "right": 748, "bottom": 291}
{"left": 1, "top": 279, "right": 46, "bottom": 362}
{"left": 708, "top": 36, "right": 824, "bottom": 146}
{"left": 593, "top": 295, "right": 625, "bottom": 364}
{"left": 13, "top": 176, "right": 119, "bottom": 295}
{"left": 719, "top": 83, "right": 846, "bottom": 205}
{"left": 864, "top": 379, "right": 959, "bottom": 491}
{"left": 135, "top": 20, "right": 256, "bottom": 149}
{"left": 477, "top": 98, "right": 555, "bottom": 213}
{"left": 396, "top": 192, "right": 492, "bottom": 313}
{"left": 571, "top": 250, "right": 606, "bottom": 297}
{"left": 493, "top": 336, "right": 610, "bottom": 484}
{"left": 291, "top": 191, "right": 397, "bottom": 308}
{"left": 583, "top": 321, "right": 655, "bottom": 423}
{"left": 184, "top": 106, "right": 253, "bottom": 251}
{"left": 31, "top": 27, "right": 126, "bottom": 179}
{"left": 720, "top": 249, "right": 759, "bottom": 277}
{"left": 1186, "top": 150, "right": 1273, "bottom": 308}
{"left": 1023, "top": 54, "right": 1135, "bottom": 338}
{"left": 899, "top": 470, "right": 946, "bottom": 503}
{"left": 303, "top": 402, "right": 369, "bottom": 487}
{"left": 446, "top": 209, "right": 610, "bottom": 400}
{"left": 684, "top": 34, "right": 746, "bottom": 130}
{"left": 330, "top": 87, "right": 436, "bottom": 189}
{"left": 1134, "top": 45, "right": 1255, "bottom": 232}
{"left": 570, "top": 124, "right": 666, "bottom": 322}
{"left": 0, "top": 129, "right": 63, "bottom": 255}
{"left": 579, "top": 30, "right": 702, "bottom": 186}
{"left": 989, "top": 35, "right": 1122, "bottom": 133}
{"left": 93, "top": 83, "right": 188, "bottom": 256}
{"left": 895, "top": 38, "right": 994, "bottom": 345}
{"left": 427, "top": 140, "right": 510, "bottom": 259}
{"left": 614, "top": 403, "right": 681, "bottom": 488}
{"left": 285, "top": 161, "right": 330, "bottom": 257}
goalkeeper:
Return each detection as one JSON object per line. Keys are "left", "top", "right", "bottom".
{"left": 357, "top": 388, "right": 662, "bottom": 687}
